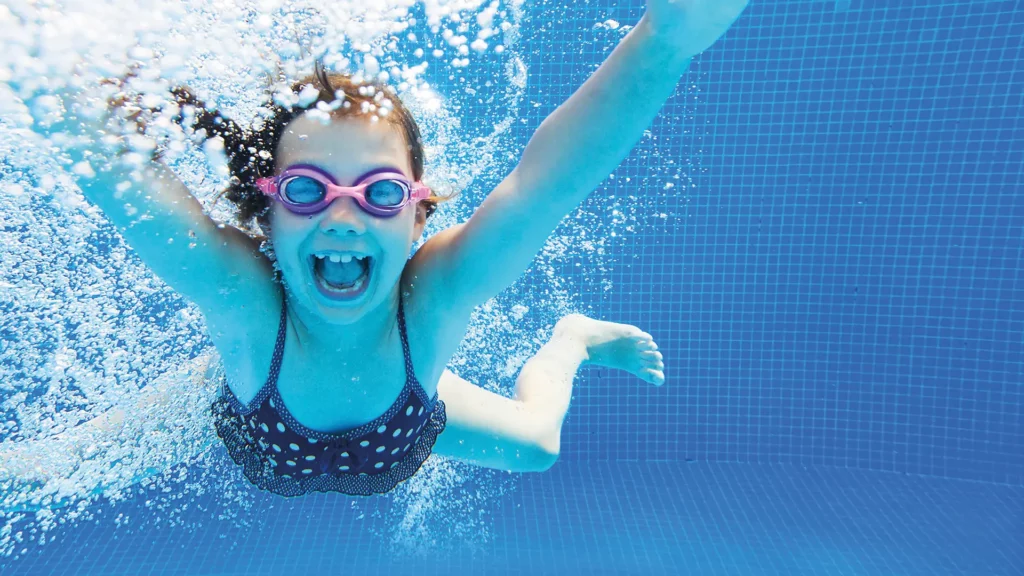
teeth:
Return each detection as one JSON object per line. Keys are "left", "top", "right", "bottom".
{"left": 315, "top": 252, "right": 369, "bottom": 262}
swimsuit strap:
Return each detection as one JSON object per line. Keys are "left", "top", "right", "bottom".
{"left": 396, "top": 295, "right": 418, "bottom": 384}
{"left": 265, "top": 297, "right": 289, "bottom": 391}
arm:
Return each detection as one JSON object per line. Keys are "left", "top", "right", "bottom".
{"left": 77, "top": 159, "right": 274, "bottom": 316}
{"left": 417, "top": 2, "right": 749, "bottom": 310}
{"left": 22, "top": 79, "right": 276, "bottom": 328}
{"left": 432, "top": 369, "right": 557, "bottom": 472}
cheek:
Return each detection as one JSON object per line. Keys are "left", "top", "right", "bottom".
{"left": 270, "top": 206, "right": 316, "bottom": 236}
{"left": 266, "top": 213, "right": 309, "bottom": 261}
{"left": 269, "top": 205, "right": 296, "bottom": 230}
{"left": 372, "top": 221, "right": 414, "bottom": 264}
{"left": 388, "top": 213, "right": 419, "bottom": 245}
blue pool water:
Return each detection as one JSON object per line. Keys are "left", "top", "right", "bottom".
{"left": 1, "top": 1, "right": 1022, "bottom": 575}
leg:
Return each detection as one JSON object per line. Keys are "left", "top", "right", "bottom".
{"left": 0, "top": 407, "right": 130, "bottom": 488}
{"left": 513, "top": 314, "right": 664, "bottom": 453}
{"left": 0, "top": 351, "right": 220, "bottom": 510}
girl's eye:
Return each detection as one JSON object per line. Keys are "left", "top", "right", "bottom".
{"left": 365, "top": 179, "right": 407, "bottom": 207}
{"left": 281, "top": 176, "right": 326, "bottom": 204}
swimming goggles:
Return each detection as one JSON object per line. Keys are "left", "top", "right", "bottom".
{"left": 255, "top": 165, "right": 431, "bottom": 217}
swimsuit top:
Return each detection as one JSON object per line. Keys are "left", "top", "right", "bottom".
{"left": 210, "top": 296, "right": 447, "bottom": 497}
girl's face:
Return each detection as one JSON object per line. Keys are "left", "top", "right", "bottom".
{"left": 268, "top": 112, "right": 427, "bottom": 324}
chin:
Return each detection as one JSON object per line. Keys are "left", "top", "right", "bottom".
{"left": 282, "top": 254, "right": 403, "bottom": 322}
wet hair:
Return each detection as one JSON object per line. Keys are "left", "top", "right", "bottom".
{"left": 170, "top": 64, "right": 452, "bottom": 235}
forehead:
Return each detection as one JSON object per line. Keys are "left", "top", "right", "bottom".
{"left": 275, "top": 113, "right": 412, "bottom": 183}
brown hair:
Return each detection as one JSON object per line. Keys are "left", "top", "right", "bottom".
{"left": 171, "top": 64, "right": 453, "bottom": 234}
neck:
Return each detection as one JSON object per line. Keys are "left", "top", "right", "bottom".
{"left": 284, "top": 283, "right": 401, "bottom": 355}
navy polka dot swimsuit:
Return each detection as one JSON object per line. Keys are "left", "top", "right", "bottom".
{"left": 210, "top": 296, "right": 447, "bottom": 497}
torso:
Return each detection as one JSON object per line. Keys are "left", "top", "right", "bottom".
{"left": 209, "top": 252, "right": 470, "bottom": 436}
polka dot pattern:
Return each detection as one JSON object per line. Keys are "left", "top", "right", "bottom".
{"left": 211, "top": 294, "right": 447, "bottom": 497}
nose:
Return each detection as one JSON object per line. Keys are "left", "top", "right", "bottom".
{"left": 318, "top": 196, "right": 367, "bottom": 236}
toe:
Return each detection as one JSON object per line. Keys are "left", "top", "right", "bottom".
{"left": 642, "top": 368, "right": 665, "bottom": 386}
{"left": 636, "top": 339, "right": 658, "bottom": 351}
{"left": 640, "top": 352, "right": 664, "bottom": 372}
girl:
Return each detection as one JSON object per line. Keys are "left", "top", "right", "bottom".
{"left": 4, "top": 0, "right": 748, "bottom": 498}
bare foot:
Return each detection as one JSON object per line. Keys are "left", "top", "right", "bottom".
{"left": 553, "top": 314, "right": 665, "bottom": 386}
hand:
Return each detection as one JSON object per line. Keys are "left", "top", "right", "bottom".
{"left": 644, "top": 0, "right": 750, "bottom": 56}
{"left": 21, "top": 63, "right": 161, "bottom": 168}
{"left": 10, "top": 56, "right": 132, "bottom": 130}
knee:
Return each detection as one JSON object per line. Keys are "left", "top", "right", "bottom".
{"left": 527, "top": 445, "right": 559, "bottom": 472}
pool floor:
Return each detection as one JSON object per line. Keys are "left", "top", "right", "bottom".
{"left": 5, "top": 461, "right": 1021, "bottom": 576}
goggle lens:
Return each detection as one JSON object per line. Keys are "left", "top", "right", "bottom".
{"left": 365, "top": 179, "right": 407, "bottom": 208}
{"left": 281, "top": 175, "right": 327, "bottom": 204}
{"left": 280, "top": 175, "right": 408, "bottom": 210}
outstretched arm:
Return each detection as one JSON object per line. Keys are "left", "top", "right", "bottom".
{"left": 13, "top": 72, "right": 277, "bottom": 344}
{"left": 417, "top": 0, "right": 749, "bottom": 311}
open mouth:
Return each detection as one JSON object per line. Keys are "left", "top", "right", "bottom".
{"left": 309, "top": 252, "right": 374, "bottom": 300}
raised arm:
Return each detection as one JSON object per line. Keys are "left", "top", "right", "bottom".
{"left": 19, "top": 78, "right": 276, "bottom": 331}
{"left": 75, "top": 158, "right": 273, "bottom": 316}
{"left": 415, "top": 0, "right": 749, "bottom": 311}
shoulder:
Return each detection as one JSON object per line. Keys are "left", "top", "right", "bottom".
{"left": 203, "top": 271, "right": 284, "bottom": 406}
{"left": 399, "top": 240, "right": 476, "bottom": 392}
